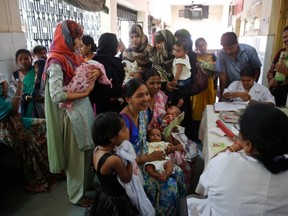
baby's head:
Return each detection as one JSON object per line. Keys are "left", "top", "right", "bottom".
{"left": 166, "top": 105, "right": 181, "bottom": 117}
{"left": 147, "top": 127, "right": 162, "bottom": 142}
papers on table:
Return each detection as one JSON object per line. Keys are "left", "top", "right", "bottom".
{"left": 214, "top": 101, "right": 248, "bottom": 112}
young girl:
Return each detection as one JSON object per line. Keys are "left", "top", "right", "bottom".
{"left": 90, "top": 112, "right": 138, "bottom": 216}
{"left": 171, "top": 39, "right": 191, "bottom": 107}
{"left": 12, "top": 49, "right": 43, "bottom": 118}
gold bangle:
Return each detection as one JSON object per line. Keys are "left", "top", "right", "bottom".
{"left": 227, "top": 145, "right": 235, "bottom": 152}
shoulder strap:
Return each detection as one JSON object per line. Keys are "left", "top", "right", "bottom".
{"left": 97, "top": 152, "right": 113, "bottom": 172}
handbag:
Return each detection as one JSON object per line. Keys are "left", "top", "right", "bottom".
{"left": 187, "top": 62, "right": 208, "bottom": 96}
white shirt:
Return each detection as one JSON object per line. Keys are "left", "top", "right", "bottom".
{"left": 187, "top": 151, "right": 288, "bottom": 216}
{"left": 223, "top": 81, "right": 275, "bottom": 105}
{"left": 172, "top": 54, "right": 191, "bottom": 80}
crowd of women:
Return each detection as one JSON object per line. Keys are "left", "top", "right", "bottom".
{"left": 1, "top": 19, "right": 288, "bottom": 215}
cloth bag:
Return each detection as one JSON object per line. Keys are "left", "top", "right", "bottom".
{"left": 187, "top": 62, "right": 208, "bottom": 96}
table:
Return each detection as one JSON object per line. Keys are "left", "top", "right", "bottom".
{"left": 195, "top": 104, "right": 235, "bottom": 194}
{"left": 198, "top": 105, "right": 235, "bottom": 165}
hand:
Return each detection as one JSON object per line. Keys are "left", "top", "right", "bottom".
{"left": 166, "top": 82, "right": 178, "bottom": 92}
{"left": 149, "top": 150, "right": 166, "bottom": 161}
{"left": 268, "top": 78, "right": 278, "bottom": 88}
{"left": 238, "top": 92, "right": 251, "bottom": 101}
{"left": 88, "top": 69, "right": 101, "bottom": 82}
{"left": 172, "top": 79, "right": 177, "bottom": 87}
{"left": 275, "top": 63, "right": 288, "bottom": 75}
{"left": 130, "top": 72, "right": 142, "bottom": 79}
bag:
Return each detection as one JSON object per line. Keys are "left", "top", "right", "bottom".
{"left": 187, "top": 62, "right": 208, "bottom": 96}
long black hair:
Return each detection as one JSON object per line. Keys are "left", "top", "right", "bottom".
{"left": 240, "top": 104, "right": 288, "bottom": 174}
{"left": 92, "top": 112, "right": 124, "bottom": 146}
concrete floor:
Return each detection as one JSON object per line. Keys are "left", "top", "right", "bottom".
{"left": 0, "top": 148, "right": 91, "bottom": 216}
{"left": 0, "top": 144, "right": 204, "bottom": 216}
{"left": 0, "top": 173, "right": 89, "bottom": 216}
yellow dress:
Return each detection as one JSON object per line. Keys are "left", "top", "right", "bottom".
{"left": 191, "top": 54, "right": 216, "bottom": 121}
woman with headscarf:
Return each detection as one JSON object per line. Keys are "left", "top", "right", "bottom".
{"left": 90, "top": 33, "right": 125, "bottom": 114}
{"left": 44, "top": 20, "right": 100, "bottom": 207}
{"left": 123, "top": 24, "right": 153, "bottom": 71}
{"left": 149, "top": 29, "right": 175, "bottom": 84}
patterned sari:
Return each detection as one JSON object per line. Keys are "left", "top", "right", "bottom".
{"left": 122, "top": 111, "right": 186, "bottom": 216}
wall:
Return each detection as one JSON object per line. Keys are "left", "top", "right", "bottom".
{"left": 103, "top": 0, "right": 149, "bottom": 35}
{"left": 0, "top": 0, "right": 26, "bottom": 80}
{"left": 170, "top": 5, "right": 225, "bottom": 50}
{"left": 232, "top": 0, "right": 279, "bottom": 85}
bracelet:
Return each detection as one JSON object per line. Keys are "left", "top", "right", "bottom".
{"left": 147, "top": 155, "right": 151, "bottom": 162}
{"left": 14, "top": 96, "right": 21, "bottom": 100}
{"left": 227, "top": 145, "right": 235, "bottom": 152}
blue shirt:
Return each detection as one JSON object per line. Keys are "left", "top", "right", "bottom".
{"left": 215, "top": 43, "right": 262, "bottom": 84}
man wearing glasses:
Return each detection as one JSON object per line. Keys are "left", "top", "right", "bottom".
{"left": 216, "top": 32, "right": 262, "bottom": 100}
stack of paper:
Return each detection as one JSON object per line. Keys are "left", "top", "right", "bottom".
{"left": 214, "top": 101, "right": 248, "bottom": 112}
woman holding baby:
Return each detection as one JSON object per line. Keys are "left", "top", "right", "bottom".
{"left": 123, "top": 24, "right": 153, "bottom": 74}
{"left": 120, "top": 78, "right": 186, "bottom": 215}
{"left": 44, "top": 20, "right": 101, "bottom": 207}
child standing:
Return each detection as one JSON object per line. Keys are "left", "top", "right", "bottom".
{"left": 90, "top": 112, "right": 138, "bottom": 216}
{"left": 170, "top": 39, "right": 191, "bottom": 108}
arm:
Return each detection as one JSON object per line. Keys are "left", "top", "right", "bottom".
{"left": 11, "top": 80, "right": 23, "bottom": 114}
{"left": 223, "top": 91, "right": 251, "bottom": 101}
{"left": 219, "top": 72, "right": 227, "bottom": 100}
{"left": 47, "top": 63, "right": 95, "bottom": 103}
{"left": 136, "top": 150, "right": 165, "bottom": 164}
{"left": 110, "top": 155, "right": 133, "bottom": 183}
{"left": 173, "top": 63, "right": 184, "bottom": 86}
{"left": 267, "top": 63, "right": 278, "bottom": 88}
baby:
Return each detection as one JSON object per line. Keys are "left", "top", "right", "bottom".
{"left": 154, "top": 105, "right": 182, "bottom": 132}
{"left": 59, "top": 60, "right": 112, "bottom": 110}
{"left": 144, "top": 127, "right": 175, "bottom": 182}
{"left": 122, "top": 60, "right": 144, "bottom": 84}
